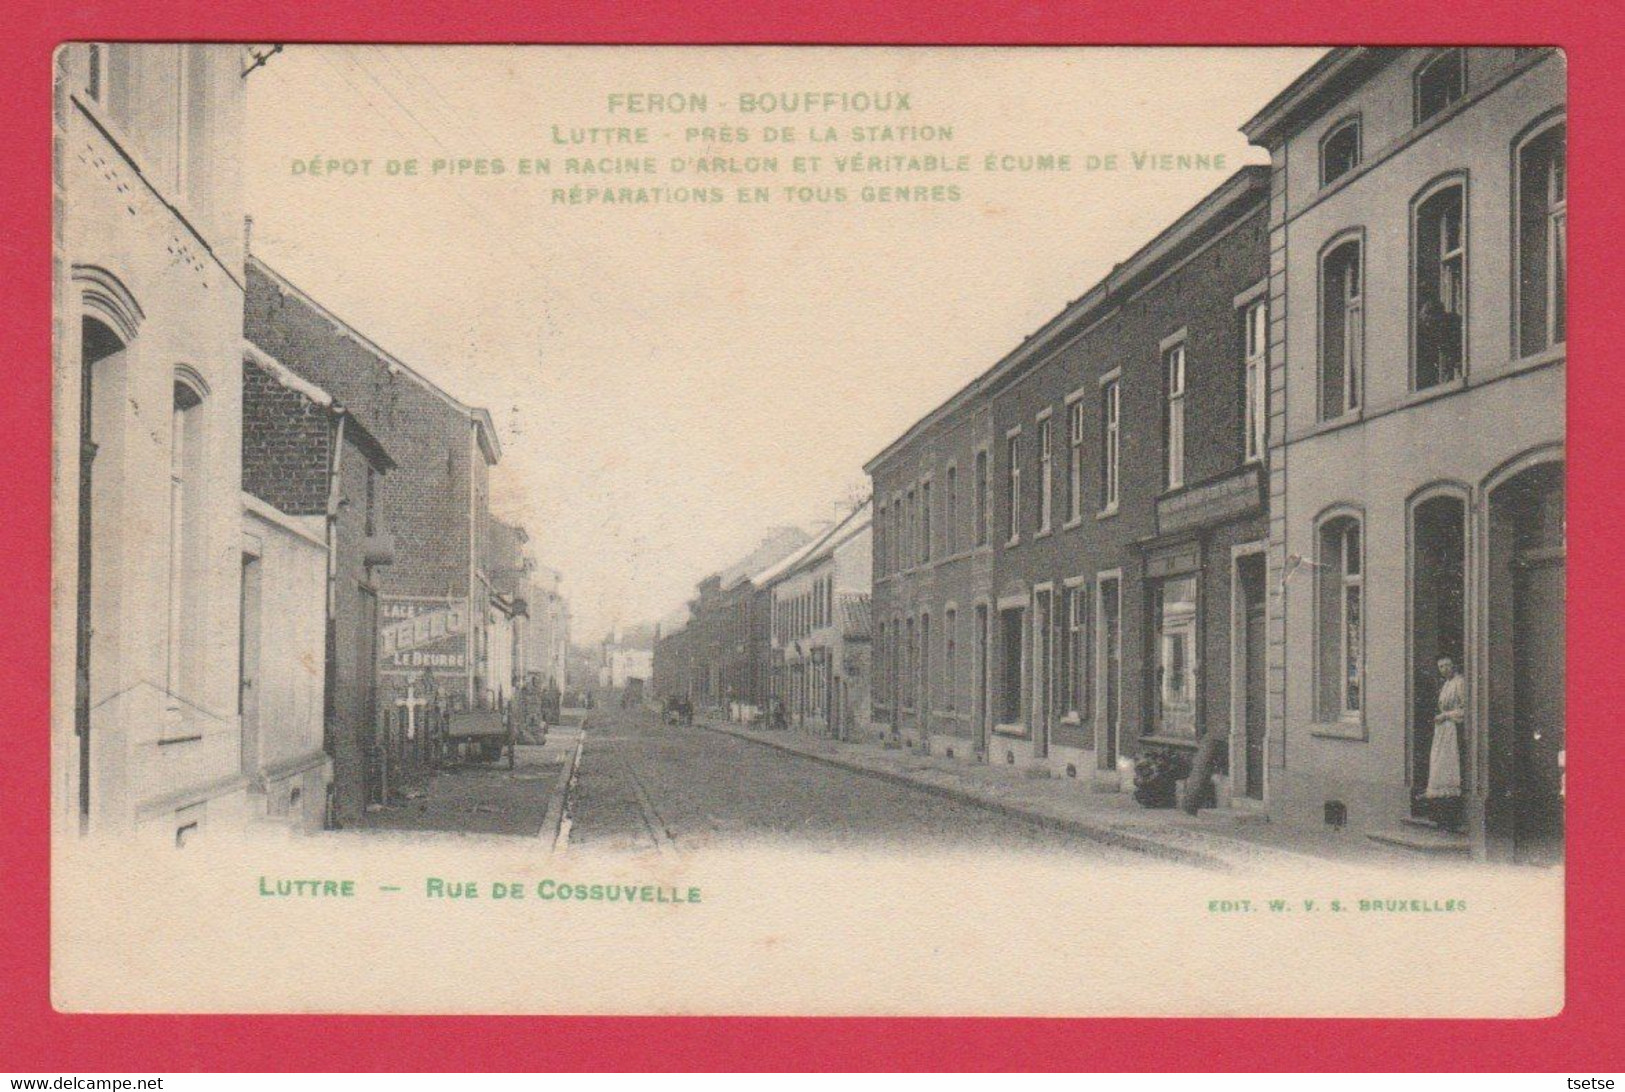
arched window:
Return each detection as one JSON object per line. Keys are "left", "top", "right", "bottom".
{"left": 167, "top": 373, "right": 207, "bottom": 699}
{"left": 1517, "top": 119, "right": 1567, "bottom": 356}
{"left": 1317, "top": 513, "right": 1364, "bottom": 721}
{"left": 1415, "top": 49, "right": 1466, "bottom": 125}
{"left": 1320, "top": 237, "right": 1364, "bottom": 420}
{"left": 1413, "top": 179, "right": 1468, "bottom": 389}
{"left": 1320, "top": 116, "right": 1362, "bottom": 187}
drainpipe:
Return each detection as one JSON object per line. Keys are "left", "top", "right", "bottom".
{"left": 324, "top": 411, "right": 347, "bottom": 725}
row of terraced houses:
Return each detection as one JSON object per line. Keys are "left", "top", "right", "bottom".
{"left": 53, "top": 43, "right": 570, "bottom": 843}
{"left": 863, "top": 47, "right": 1565, "bottom": 863}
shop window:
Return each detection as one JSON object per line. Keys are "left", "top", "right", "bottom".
{"left": 1415, "top": 49, "right": 1466, "bottom": 125}
{"left": 1153, "top": 576, "right": 1198, "bottom": 737}
{"left": 1320, "top": 239, "right": 1364, "bottom": 419}
{"left": 1414, "top": 180, "right": 1467, "bottom": 388}
{"left": 1318, "top": 515, "right": 1365, "bottom": 721}
{"left": 1320, "top": 117, "right": 1361, "bottom": 186}
{"left": 1517, "top": 120, "right": 1567, "bottom": 356}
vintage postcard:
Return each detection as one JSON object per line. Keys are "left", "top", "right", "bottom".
{"left": 50, "top": 44, "right": 1566, "bottom": 1016}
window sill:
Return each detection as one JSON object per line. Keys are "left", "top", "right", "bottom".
{"left": 1140, "top": 734, "right": 1199, "bottom": 749}
{"left": 992, "top": 722, "right": 1030, "bottom": 739}
{"left": 1035, "top": 527, "right": 1053, "bottom": 540}
{"left": 1310, "top": 718, "right": 1368, "bottom": 741}
{"left": 1062, "top": 516, "right": 1084, "bottom": 531}
{"left": 1096, "top": 506, "right": 1119, "bottom": 521}
{"left": 1006, "top": 536, "right": 1022, "bottom": 548}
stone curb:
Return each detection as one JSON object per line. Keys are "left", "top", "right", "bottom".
{"left": 540, "top": 730, "right": 584, "bottom": 849}
{"left": 693, "top": 718, "right": 1230, "bottom": 871}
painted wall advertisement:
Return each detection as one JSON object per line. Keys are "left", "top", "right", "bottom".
{"left": 378, "top": 595, "right": 470, "bottom": 682}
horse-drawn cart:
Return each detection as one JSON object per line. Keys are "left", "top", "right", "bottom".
{"left": 443, "top": 706, "right": 516, "bottom": 769}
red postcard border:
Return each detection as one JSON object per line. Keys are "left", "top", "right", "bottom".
{"left": 2, "top": 0, "right": 1619, "bottom": 1072}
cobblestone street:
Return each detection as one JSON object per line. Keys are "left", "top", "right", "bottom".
{"left": 564, "top": 708, "right": 1143, "bottom": 860}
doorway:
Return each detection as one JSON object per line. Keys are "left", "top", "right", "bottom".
{"left": 1410, "top": 492, "right": 1467, "bottom": 817}
{"left": 239, "top": 553, "right": 263, "bottom": 777}
{"left": 1487, "top": 459, "right": 1564, "bottom": 864}
{"left": 1236, "top": 553, "right": 1268, "bottom": 800}
{"left": 76, "top": 317, "right": 127, "bottom": 828}
{"left": 974, "top": 604, "right": 990, "bottom": 760}
{"left": 1097, "top": 576, "right": 1121, "bottom": 770}
{"left": 1032, "top": 588, "right": 1053, "bottom": 758}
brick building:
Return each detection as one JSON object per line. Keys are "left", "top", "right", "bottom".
{"left": 761, "top": 500, "right": 874, "bottom": 740}
{"left": 867, "top": 395, "right": 998, "bottom": 760}
{"left": 54, "top": 44, "right": 254, "bottom": 842}
{"left": 653, "top": 527, "right": 813, "bottom": 717}
{"left": 868, "top": 168, "right": 1272, "bottom": 794}
{"left": 1243, "top": 47, "right": 1565, "bottom": 860}
{"left": 244, "top": 256, "right": 505, "bottom": 745}
{"left": 985, "top": 167, "right": 1272, "bottom": 793}
{"left": 242, "top": 343, "right": 396, "bottom": 826}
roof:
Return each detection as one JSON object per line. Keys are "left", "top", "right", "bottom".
{"left": 755, "top": 498, "right": 873, "bottom": 589}
{"left": 247, "top": 255, "right": 504, "bottom": 465}
{"left": 243, "top": 341, "right": 396, "bottom": 472}
{"left": 717, "top": 526, "right": 816, "bottom": 591}
{"left": 1240, "top": 48, "right": 1396, "bottom": 148}
{"left": 864, "top": 166, "right": 1271, "bottom": 474}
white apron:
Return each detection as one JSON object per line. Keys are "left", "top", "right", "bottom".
{"left": 1425, "top": 674, "right": 1465, "bottom": 799}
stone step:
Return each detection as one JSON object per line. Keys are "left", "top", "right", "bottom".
{"left": 1366, "top": 826, "right": 1472, "bottom": 855}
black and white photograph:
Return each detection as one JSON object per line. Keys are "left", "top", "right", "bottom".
{"left": 50, "top": 44, "right": 1566, "bottom": 1016}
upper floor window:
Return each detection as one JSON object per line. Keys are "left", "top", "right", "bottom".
{"left": 1317, "top": 514, "right": 1364, "bottom": 721}
{"left": 1320, "top": 238, "right": 1364, "bottom": 420}
{"left": 1066, "top": 400, "right": 1086, "bottom": 523}
{"left": 1005, "top": 433, "right": 1022, "bottom": 544}
{"left": 1036, "top": 416, "right": 1053, "bottom": 533}
{"left": 945, "top": 465, "right": 958, "bottom": 557}
{"left": 875, "top": 500, "right": 887, "bottom": 576}
{"left": 1243, "top": 300, "right": 1268, "bottom": 462}
{"left": 1100, "top": 378, "right": 1121, "bottom": 511}
{"left": 168, "top": 377, "right": 207, "bottom": 698}
{"left": 974, "top": 449, "right": 990, "bottom": 547}
{"left": 1320, "top": 117, "right": 1361, "bottom": 186}
{"left": 904, "top": 488, "right": 915, "bottom": 567}
{"left": 919, "top": 479, "right": 932, "bottom": 565}
{"left": 1163, "top": 343, "right": 1186, "bottom": 491}
{"left": 1518, "top": 119, "right": 1567, "bottom": 356}
{"left": 1414, "top": 180, "right": 1467, "bottom": 389}
{"left": 1415, "top": 49, "right": 1466, "bottom": 125}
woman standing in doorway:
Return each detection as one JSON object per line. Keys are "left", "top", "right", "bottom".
{"left": 1425, "top": 655, "right": 1466, "bottom": 831}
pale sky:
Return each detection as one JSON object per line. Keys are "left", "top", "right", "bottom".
{"left": 244, "top": 46, "right": 1325, "bottom": 641}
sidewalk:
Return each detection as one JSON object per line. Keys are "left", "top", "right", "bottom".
{"left": 695, "top": 716, "right": 1416, "bottom": 870}
{"left": 347, "top": 725, "right": 580, "bottom": 841}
